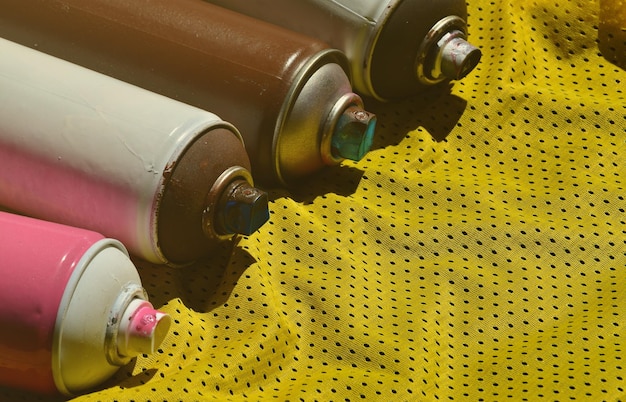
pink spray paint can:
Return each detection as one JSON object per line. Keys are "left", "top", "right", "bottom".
{"left": 0, "top": 211, "right": 171, "bottom": 396}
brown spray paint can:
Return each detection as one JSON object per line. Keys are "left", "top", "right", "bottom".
{"left": 0, "top": 0, "right": 377, "bottom": 187}
{"left": 205, "top": 0, "right": 483, "bottom": 101}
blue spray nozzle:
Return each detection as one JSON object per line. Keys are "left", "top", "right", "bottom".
{"left": 222, "top": 181, "right": 270, "bottom": 236}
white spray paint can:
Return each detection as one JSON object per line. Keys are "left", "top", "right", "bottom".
{"left": 0, "top": 37, "right": 269, "bottom": 265}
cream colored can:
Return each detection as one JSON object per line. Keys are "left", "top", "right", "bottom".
{"left": 0, "top": 37, "right": 268, "bottom": 265}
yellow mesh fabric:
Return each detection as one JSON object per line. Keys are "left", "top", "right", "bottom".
{"left": 2, "top": 0, "right": 625, "bottom": 400}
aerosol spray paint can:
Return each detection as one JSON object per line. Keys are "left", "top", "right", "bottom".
{"left": 204, "top": 0, "right": 483, "bottom": 101}
{"left": 0, "top": 211, "right": 171, "bottom": 395}
{"left": 0, "top": 0, "right": 377, "bottom": 186}
{"left": 0, "top": 37, "right": 269, "bottom": 266}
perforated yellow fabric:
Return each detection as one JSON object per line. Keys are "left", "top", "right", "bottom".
{"left": 1, "top": 0, "right": 625, "bottom": 401}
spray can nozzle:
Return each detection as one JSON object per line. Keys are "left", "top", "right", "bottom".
{"left": 117, "top": 299, "right": 171, "bottom": 358}
{"left": 202, "top": 166, "right": 269, "bottom": 239}
{"left": 331, "top": 105, "right": 377, "bottom": 161}
{"left": 437, "top": 30, "right": 482, "bottom": 81}
{"left": 417, "top": 15, "right": 482, "bottom": 85}
{"left": 219, "top": 179, "right": 270, "bottom": 236}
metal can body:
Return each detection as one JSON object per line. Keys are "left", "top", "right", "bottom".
{"left": 0, "top": 0, "right": 376, "bottom": 186}
{"left": 0, "top": 211, "right": 170, "bottom": 395}
{"left": 0, "top": 37, "right": 255, "bottom": 265}
{"left": 204, "top": 0, "right": 481, "bottom": 101}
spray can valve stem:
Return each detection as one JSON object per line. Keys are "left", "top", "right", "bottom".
{"left": 117, "top": 299, "right": 171, "bottom": 357}
{"left": 331, "top": 105, "right": 376, "bottom": 161}
{"left": 437, "top": 31, "right": 482, "bottom": 81}
{"left": 219, "top": 180, "right": 269, "bottom": 236}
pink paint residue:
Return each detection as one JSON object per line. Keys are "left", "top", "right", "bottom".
{"left": 130, "top": 303, "right": 160, "bottom": 337}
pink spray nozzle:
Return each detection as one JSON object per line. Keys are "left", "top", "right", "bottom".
{"left": 117, "top": 299, "right": 171, "bottom": 357}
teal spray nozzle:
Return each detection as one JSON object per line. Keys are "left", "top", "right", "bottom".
{"left": 331, "top": 105, "right": 377, "bottom": 161}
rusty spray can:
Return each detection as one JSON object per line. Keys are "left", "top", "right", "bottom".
{"left": 204, "top": 0, "right": 483, "bottom": 101}
{"left": 0, "top": 0, "right": 377, "bottom": 186}
{"left": 0, "top": 37, "right": 269, "bottom": 266}
{"left": 0, "top": 210, "right": 171, "bottom": 395}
